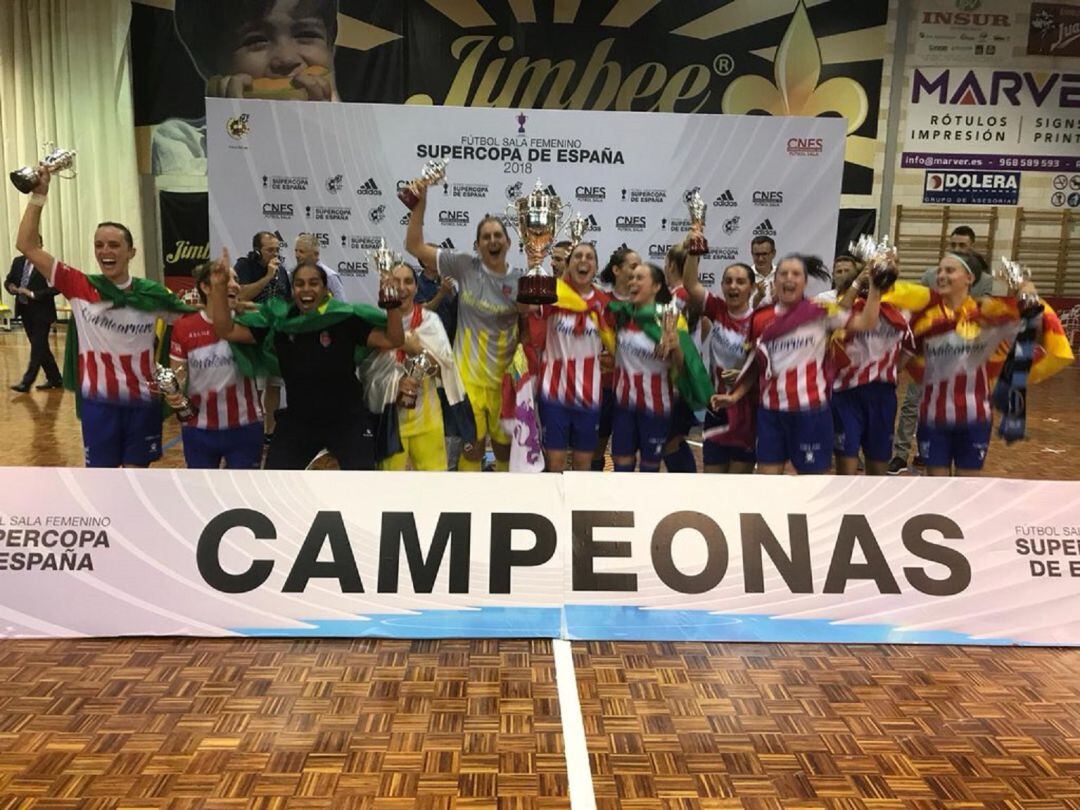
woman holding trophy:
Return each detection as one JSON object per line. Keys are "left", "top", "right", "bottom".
{"left": 404, "top": 182, "right": 521, "bottom": 472}
{"left": 165, "top": 262, "right": 264, "bottom": 469}
{"left": 207, "top": 253, "right": 404, "bottom": 470}
{"left": 361, "top": 262, "right": 471, "bottom": 471}
{"left": 713, "top": 254, "right": 886, "bottom": 475}
{"left": 901, "top": 252, "right": 1073, "bottom": 477}
{"left": 531, "top": 242, "right": 613, "bottom": 472}
{"left": 607, "top": 263, "right": 712, "bottom": 472}
{"left": 680, "top": 239, "right": 758, "bottom": 475}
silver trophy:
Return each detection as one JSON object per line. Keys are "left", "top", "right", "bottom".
{"left": 151, "top": 364, "right": 196, "bottom": 423}
{"left": 656, "top": 301, "right": 680, "bottom": 357}
{"left": 10, "top": 144, "right": 77, "bottom": 194}
{"left": 398, "top": 159, "right": 448, "bottom": 210}
{"left": 997, "top": 256, "right": 1040, "bottom": 313}
{"left": 685, "top": 190, "right": 708, "bottom": 256}
{"left": 567, "top": 213, "right": 590, "bottom": 248}
{"left": 369, "top": 237, "right": 403, "bottom": 310}
{"left": 400, "top": 351, "right": 439, "bottom": 409}
{"left": 849, "top": 233, "right": 899, "bottom": 290}
{"left": 506, "top": 179, "right": 568, "bottom": 305}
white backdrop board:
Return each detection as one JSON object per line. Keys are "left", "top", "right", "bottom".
{"left": 207, "top": 100, "right": 847, "bottom": 302}
{"left": 2, "top": 468, "right": 1080, "bottom": 645}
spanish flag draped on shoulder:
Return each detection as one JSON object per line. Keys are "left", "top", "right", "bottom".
{"left": 554, "top": 278, "right": 616, "bottom": 355}
{"left": 231, "top": 296, "right": 388, "bottom": 378}
{"left": 607, "top": 300, "right": 713, "bottom": 411}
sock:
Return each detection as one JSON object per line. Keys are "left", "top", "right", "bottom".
{"left": 663, "top": 441, "right": 696, "bottom": 473}
{"left": 457, "top": 456, "right": 482, "bottom": 472}
{"left": 639, "top": 463, "right": 661, "bottom": 473}
{"left": 590, "top": 457, "right": 605, "bottom": 471}
{"left": 613, "top": 460, "right": 636, "bottom": 472}
{"left": 494, "top": 458, "right": 509, "bottom": 472}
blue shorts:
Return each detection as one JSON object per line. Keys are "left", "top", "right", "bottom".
{"left": 611, "top": 406, "right": 670, "bottom": 466}
{"left": 81, "top": 399, "right": 164, "bottom": 468}
{"left": 667, "top": 398, "right": 699, "bottom": 439}
{"left": 597, "top": 387, "right": 616, "bottom": 439}
{"left": 182, "top": 422, "right": 264, "bottom": 469}
{"left": 702, "top": 411, "right": 756, "bottom": 467}
{"left": 917, "top": 421, "right": 992, "bottom": 470}
{"left": 832, "top": 382, "right": 897, "bottom": 462}
{"left": 756, "top": 407, "right": 833, "bottom": 473}
{"left": 538, "top": 398, "right": 600, "bottom": 453}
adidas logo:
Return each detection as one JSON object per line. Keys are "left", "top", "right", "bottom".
{"left": 753, "top": 219, "right": 777, "bottom": 236}
{"left": 439, "top": 238, "right": 455, "bottom": 250}
{"left": 544, "top": 184, "right": 558, "bottom": 197}
{"left": 584, "top": 214, "right": 600, "bottom": 229}
{"left": 356, "top": 177, "right": 381, "bottom": 196}
{"left": 712, "top": 189, "right": 737, "bottom": 207}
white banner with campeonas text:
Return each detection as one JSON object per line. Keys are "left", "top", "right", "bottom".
{"left": 206, "top": 99, "right": 846, "bottom": 303}
{"left": 1, "top": 469, "right": 1080, "bottom": 644}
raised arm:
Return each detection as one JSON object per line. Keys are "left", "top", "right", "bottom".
{"left": 238, "top": 256, "right": 280, "bottom": 301}
{"left": 208, "top": 248, "right": 255, "bottom": 344}
{"left": 681, "top": 234, "right": 708, "bottom": 309}
{"left": 366, "top": 304, "right": 405, "bottom": 350}
{"left": 846, "top": 279, "right": 883, "bottom": 333}
{"left": 404, "top": 185, "right": 438, "bottom": 271}
{"left": 14, "top": 168, "right": 57, "bottom": 283}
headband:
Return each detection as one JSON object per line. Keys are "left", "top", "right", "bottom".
{"left": 946, "top": 252, "right": 974, "bottom": 278}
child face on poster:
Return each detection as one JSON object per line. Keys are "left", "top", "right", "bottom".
{"left": 178, "top": 0, "right": 338, "bottom": 101}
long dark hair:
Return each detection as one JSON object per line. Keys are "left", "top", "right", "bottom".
{"left": 644, "top": 262, "right": 672, "bottom": 304}
{"left": 779, "top": 253, "right": 832, "bottom": 284}
{"left": 600, "top": 245, "right": 635, "bottom": 285}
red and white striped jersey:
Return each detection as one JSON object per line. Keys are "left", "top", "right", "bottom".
{"left": 754, "top": 304, "right": 848, "bottom": 412}
{"left": 170, "top": 312, "right": 262, "bottom": 430}
{"left": 614, "top": 320, "right": 673, "bottom": 415}
{"left": 52, "top": 261, "right": 173, "bottom": 404}
{"left": 833, "top": 307, "right": 908, "bottom": 391}
{"left": 919, "top": 321, "right": 1019, "bottom": 427}
{"left": 702, "top": 293, "right": 752, "bottom": 391}
{"left": 540, "top": 289, "right": 609, "bottom": 410}
{"left": 670, "top": 285, "right": 689, "bottom": 312}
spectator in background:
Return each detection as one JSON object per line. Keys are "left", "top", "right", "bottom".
{"left": 294, "top": 233, "right": 346, "bottom": 301}
{"left": 6, "top": 236, "right": 63, "bottom": 392}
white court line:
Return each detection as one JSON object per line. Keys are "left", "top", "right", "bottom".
{"left": 553, "top": 639, "right": 597, "bottom": 810}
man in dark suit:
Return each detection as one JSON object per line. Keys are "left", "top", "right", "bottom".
{"left": 6, "top": 242, "right": 62, "bottom": 392}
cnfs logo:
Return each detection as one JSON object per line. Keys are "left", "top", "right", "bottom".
{"left": 787, "top": 138, "right": 823, "bottom": 157}
{"left": 226, "top": 114, "right": 250, "bottom": 140}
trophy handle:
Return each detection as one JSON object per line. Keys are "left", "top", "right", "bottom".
{"left": 503, "top": 205, "right": 522, "bottom": 240}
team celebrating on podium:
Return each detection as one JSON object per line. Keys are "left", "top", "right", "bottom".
{"left": 12, "top": 163, "right": 1074, "bottom": 477}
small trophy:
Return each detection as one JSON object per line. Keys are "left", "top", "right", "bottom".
{"left": 849, "top": 234, "right": 899, "bottom": 291}
{"left": 656, "top": 302, "right": 679, "bottom": 357}
{"left": 10, "top": 144, "right": 77, "bottom": 194}
{"left": 400, "top": 351, "right": 439, "bottom": 409}
{"left": 685, "top": 190, "right": 708, "bottom": 257}
{"left": 151, "top": 364, "right": 196, "bottom": 423}
{"left": 369, "top": 238, "right": 402, "bottom": 309}
{"left": 997, "top": 256, "right": 1041, "bottom": 315}
{"left": 567, "top": 213, "right": 590, "bottom": 248}
{"left": 506, "top": 179, "right": 568, "bottom": 305}
{"left": 397, "top": 159, "right": 448, "bottom": 210}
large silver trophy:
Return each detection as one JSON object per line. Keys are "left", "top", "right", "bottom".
{"left": 397, "top": 159, "right": 448, "bottom": 210}
{"left": 849, "top": 233, "right": 899, "bottom": 290}
{"left": 507, "top": 180, "right": 569, "bottom": 305}
{"left": 656, "top": 301, "right": 680, "bottom": 357}
{"left": 997, "top": 256, "right": 1040, "bottom": 313}
{"left": 400, "top": 351, "right": 439, "bottom": 409}
{"left": 685, "top": 190, "right": 708, "bottom": 256}
{"left": 151, "top": 364, "right": 196, "bottom": 423}
{"left": 369, "top": 238, "right": 403, "bottom": 310}
{"left": 10, "top": 144, "right": 77, "bottom": 194}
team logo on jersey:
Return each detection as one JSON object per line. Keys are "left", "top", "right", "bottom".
{"left": 319, "top": 331, "right": 332, "bottom": 348}
{"left": 226, "top": 114, "right": 250, "bottom": 140}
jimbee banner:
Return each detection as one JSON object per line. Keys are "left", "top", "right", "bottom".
{"left": 1, "top": 469, "right": 1079, "bottom": 645}
{"left": 207, "top": 98, "right": 846, "bottom": 301}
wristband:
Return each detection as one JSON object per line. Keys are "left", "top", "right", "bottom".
{"left": 28, "top": 193, "right": 47, "bottom": 207}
